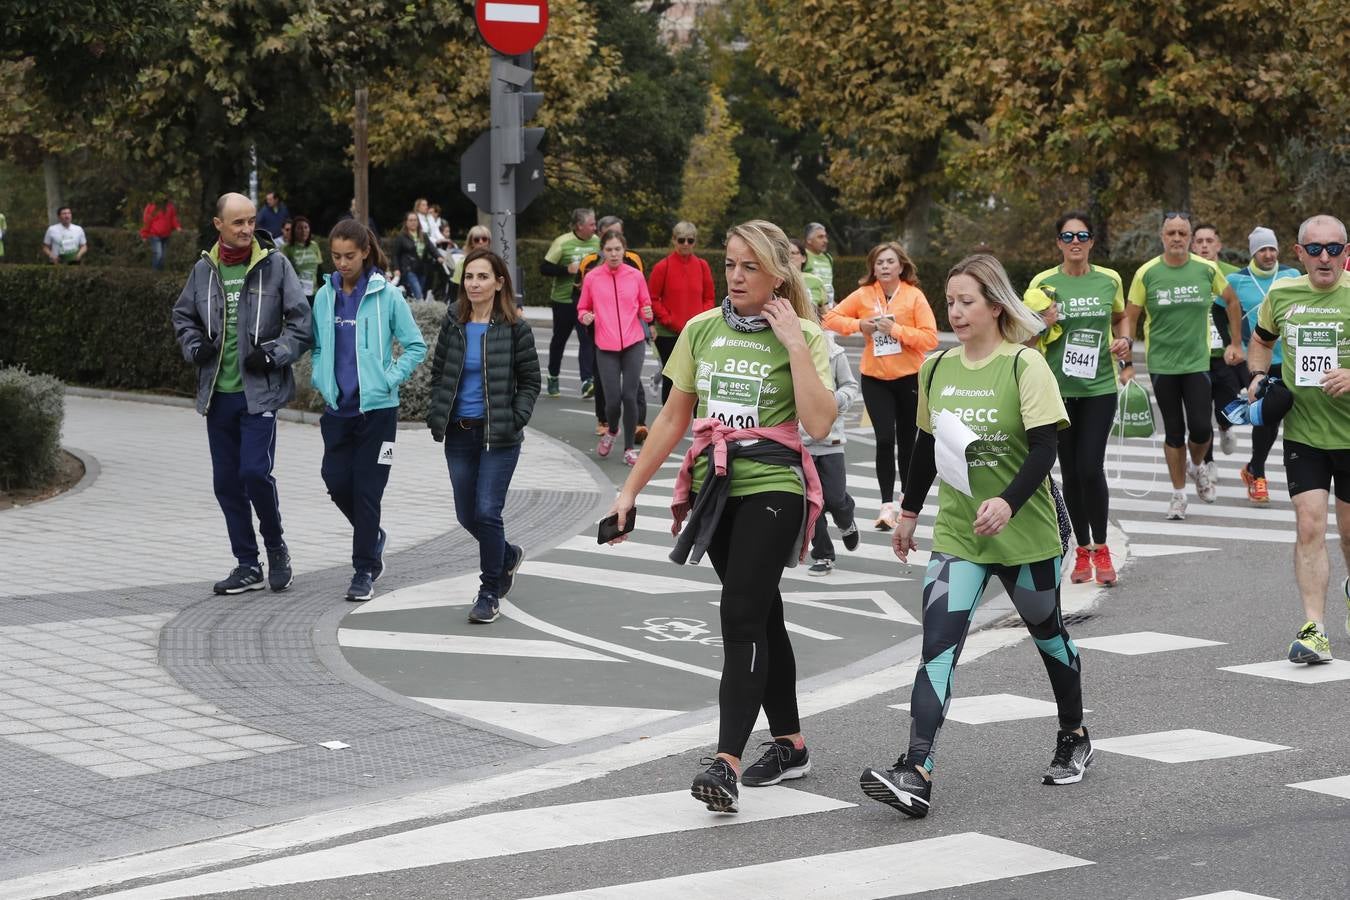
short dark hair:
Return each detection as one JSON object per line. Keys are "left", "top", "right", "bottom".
{"left": 57, "top": 206, "right": 72, "bottom": 216}
{"left": 1193, "top": 222, "right": 1219, "bottom": 238}
{"left": 1054, "top": 211, "right": 1093, "bottom": 234}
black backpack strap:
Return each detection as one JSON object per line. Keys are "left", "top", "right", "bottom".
{"left": 923, "top": 347, "right": 953, "bottom": 396}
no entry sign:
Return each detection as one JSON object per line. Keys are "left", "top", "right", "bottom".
{"left": 475, "top": 0, "right": 549, "bottom": 55}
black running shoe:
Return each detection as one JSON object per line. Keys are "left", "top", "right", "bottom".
{"left": 1043, "top": 727, "right": 1094, "bottom": 785}
{"left": 468, "top": 592, "right": 500, "bottom": 624}
{"left": 345, "top": 572, "right": 374, "bottom": 602}
{"left": 860, "top": 755, "right": 931, "bottom": 818}
{"left": 741, "top": 739, "right": 811, "bottom": 787}
{"left": 691, "top": 757, "right": 739, "bottom": 813}
{"left": 840, "top": 521, "right": 860, "bottom": 552}
{"left": 266, "top": 547, "right": 293, "bottom": 592}
{"left": 213, "top": 565, "right": 265, "bottom": 595}
{"left": 499, "top": 543, "right": 524, "bottom": 599}
{"left": 371, "top": 528, "right": 387, "bottom": 582}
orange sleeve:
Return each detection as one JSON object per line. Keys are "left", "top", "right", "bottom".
{"left": 823, "top": 286, "right": 869, "bottom": 336}
{"left": 892, "top": 285, "right": 939, "bottom": 352}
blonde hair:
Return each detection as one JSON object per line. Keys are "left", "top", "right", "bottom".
{"left": 725, "top": 219, "right": 812, "bottom": 319}
{"left": 466, "top": 224, "right": 491, "bottom": 244}
{"left": 947, "top": 254, "right": 1045, "bottom": 344}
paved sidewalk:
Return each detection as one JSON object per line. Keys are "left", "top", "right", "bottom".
{"left": 0, "top": 395, "right": 605, "bottom": 876}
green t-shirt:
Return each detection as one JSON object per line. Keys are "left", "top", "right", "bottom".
{"left": 1027, "top": 264, "right": 1125, "bottom": 397}
{"left": 917, "top": 343, "right": 1068, "bottom": 565}
{"left": 805, "top": 251, "right": 834, "bottom": 303}
{"left": 214, "top": 263, "right": 247, "bottom": 394}
{"left": 284, "top": 242, "right": 323, "bottom": 297}
{"left": 1127, "top": 254, "right": 1229, "bottom": 375}
{"left": 664, "top": 307, "right": 833, "bottom": 497}
{"left": 1255, "top": 272, "right": 1350, "bottom": 449}
{"left": 543, "top": 231, "right": 600, "bottom": 303}
{"left": 802, "top": 272, "right": 828, "bottom": 310}
{"left": 1208, "top": 259, "right": 1241, "bottom": 358}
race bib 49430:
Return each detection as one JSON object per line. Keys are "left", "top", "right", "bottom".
{"left": 706, "top": 372, "right": 762, "bottom": 429}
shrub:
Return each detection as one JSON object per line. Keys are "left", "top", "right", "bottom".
{"left": 0, "top": 366, "right": 65, "bottom": 490}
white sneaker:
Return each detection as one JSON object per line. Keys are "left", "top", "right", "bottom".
{"left": 1194, "top": 462, "right": 1217, "bottom": 503}
{"left": 874, "top": 502, "right": 898, "bottom": 532}
{"left": 1219, "top": 428, "right": 1237, "bottom": 455}
{"left": 1166, "top": 494, "right": 1187, "bottom": 520}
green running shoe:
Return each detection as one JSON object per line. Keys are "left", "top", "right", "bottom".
{"left": 1289, "top": 621, "right": 1332, "bottom": 664}
{"left": 546, "top": 375, "right": 560, "bottom": 398}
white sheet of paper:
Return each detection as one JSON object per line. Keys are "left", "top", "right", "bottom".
{"left": 934, "top": 409, "right": 978, "bottom": 497}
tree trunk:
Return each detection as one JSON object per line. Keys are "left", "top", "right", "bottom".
{"left": 899, "top": 137, "right": 941, "bottom": 255}
{"left": 353, "top": 87, "right": 370, "bottom": 231}
{"left": 42, "top": 155, "right": 64, "bottom": 225}
{"left": 1160, "top": 157, "right": 1191, "bottom": 215}
{"left": 1088, "top": 169, "right": 1110, "bottom": 256}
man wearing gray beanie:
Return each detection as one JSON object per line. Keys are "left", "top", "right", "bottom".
{"left": 1228, "top": 226, "right": 1300, "bottom": 503}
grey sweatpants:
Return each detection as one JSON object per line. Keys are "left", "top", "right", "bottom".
{"left": 597, "top": 341, "right": 646, "bottom": 450}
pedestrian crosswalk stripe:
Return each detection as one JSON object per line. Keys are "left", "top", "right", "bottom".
{"left": 706, "top": 602, "right": 842, "bottom": 641}
{"left": 1073, "top": 632, "right": 1226, "bottom": 655}
{"left": 1093, "top": 729, "right": 1290, "bottom": 763}
{"left": 1128, "top": 544, "right": 1219, "bottom": 558}
{"left": 520, "top": 831, "right": 1092, "bottom": 899}
{"left": 1111, "top": 496, "right": 1319, "bottom": 525}
{"left": 1219, "top": 659, "right": 1350, "bottom": 684}
{"left": 1117, "top": 519, "right": 1334, "bottom": 544}
{"left": 1174, "top": 892, "right": 1283, "bottom": 900}
{"left": 348, "top": 574, "right": 482, "bottom": 615}
{"left": 88, "top": 788, "right": 855, "bottom": 899}
{"left": 780, "top": 590, "right": 921, "bottom": 626}
{"left": 1286, "top": 774, "right": 1350, "bottom": 801}
{"left": 891, "top": 693, "right": 1080, "bottom": 724}
{"left": 407, "top": 698, "right": 683, "bottom": 745}
{"left": 521, "top": 560, "right": 722, "bottom": 594}
{"left": 336, "top": 629, "right": 620, "bottom": 662}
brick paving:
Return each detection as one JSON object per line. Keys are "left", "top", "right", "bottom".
{"left": 0, "top": 395, "right": 604, "bottom": 874}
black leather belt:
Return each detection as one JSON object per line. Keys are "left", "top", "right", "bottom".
{"left": 455, "top": 418, "right": 485, "bottom": 429}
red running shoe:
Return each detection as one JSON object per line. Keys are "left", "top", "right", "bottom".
{"left": 1092, "top": 546, "right": 1117, "bottom": 586}
{"left": 1070, "top": 546, "right": 1092, "bottom": 584}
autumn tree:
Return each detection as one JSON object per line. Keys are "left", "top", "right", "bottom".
{"left": 677, "top": 86, "right": 742, "bottom": 235}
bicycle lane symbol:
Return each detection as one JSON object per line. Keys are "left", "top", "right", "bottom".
{"left": 622, "top": 617, "right": 723, "bottom": 647}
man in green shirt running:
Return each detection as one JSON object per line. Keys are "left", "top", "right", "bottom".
{"left": 1122, "top": 212, "right": 1244, "bottom": 520}
{"left": 1249, "top": 214, "right": 1350, "bottom": 664}
{"left": 804, "top": 223, "right": 835, "bottom": 305}
{"left": 539, "top": 208, "right": 599, "bottom": 398}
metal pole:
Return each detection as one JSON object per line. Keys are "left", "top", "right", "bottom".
{"left": 488, "top": 53, "right": 521, "bottom": 305}
{"left": 354, "top": 87, "right": 370, "bottom": 231}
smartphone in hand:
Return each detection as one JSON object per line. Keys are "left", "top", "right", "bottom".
{"left": 597, "top": 511, "right": 636, "bottom": 544}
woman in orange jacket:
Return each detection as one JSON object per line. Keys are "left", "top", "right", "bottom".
{"left": 824, "top": 242, "right": 939, "bottom": 530}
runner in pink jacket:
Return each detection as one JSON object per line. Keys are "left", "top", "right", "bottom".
{"left": 578, "top": 229, "right": 654, "bottom": 463}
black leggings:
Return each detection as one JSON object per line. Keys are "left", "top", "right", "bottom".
{"left": 705, "top": 491, "right": 804, "bottom": 758}
{"left": 861, "top": 373, "right": 920, "bottom": 503}
{"left": 1149, "top": 371, "right": 1212, "bottom": 449}
{"left": 547, "top": 302, "right": 593, "bottom": 381}
{"left": 1206, "top": 356, "right": 1249, "bottom": 462}
{"left": 908, "top": 553, "right": 1082, "bottom": 773}
{"left": 1059, "top": 393, "right": 1116, "bottom": 547}
{"left": 1249, "top": 363, "right": 1282, "bottom": 477}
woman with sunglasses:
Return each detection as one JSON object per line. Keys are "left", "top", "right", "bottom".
{"left": 1122, "top": 212, "right": 1245, "bottom": 521}
{"left": 824, "top": 242, "right": 939, "bottom": 531}
{"left": 648, "top": 221, "right": 716, "bottom": 403}
{"left": 452, "top": 226, "right": 494, "bottom": 288}
{"left": 1025, "top": 212, "right": 1130, "bottom": 586}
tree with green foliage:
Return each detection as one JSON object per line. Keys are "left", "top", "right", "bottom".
{"left": 677, "top": 86, "right": 741, "bottom": 235}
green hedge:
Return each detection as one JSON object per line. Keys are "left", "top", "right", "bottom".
{"left": 0, "top": 265, "right": 195, "bottom": 396}
{"left": 0, "top": 366, "right": 65, "bottom": 490}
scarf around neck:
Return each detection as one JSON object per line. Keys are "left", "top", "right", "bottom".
{"left": 721, "top": 295, "right": 770, "bottom": 333}
{"left": 218, "top": 239, "right": 252, "bottom": 266}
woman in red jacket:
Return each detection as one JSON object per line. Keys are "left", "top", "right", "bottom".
{"left": 140, "top": 195, "right": 182, "bottom": 271}
{"left": 648, "top": 221, "right": 716, "bottom": 402}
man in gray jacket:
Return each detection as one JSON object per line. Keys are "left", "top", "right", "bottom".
{"left": 171, "top": 192, "right": 312, "bottom": 595}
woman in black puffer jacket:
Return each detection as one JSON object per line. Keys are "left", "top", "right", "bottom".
{"left": 427, "top": 249, "right": 541, "bottom": 623}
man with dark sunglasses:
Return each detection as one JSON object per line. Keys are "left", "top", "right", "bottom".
{"left": 1122, "top": 212, "right": 1245, "bottom": 521}
{"left": 1249, "top": 214, "right": 1350, "bottom": 664}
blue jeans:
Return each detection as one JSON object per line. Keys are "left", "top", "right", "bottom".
{"left": 402, "top": 269, "right": 424, "bottom": 300}
{"left": 443, "top": 424, "right": 521, "bottom": 596}
{"left": 149, "top": 236, "right": 168, "bottom": 271}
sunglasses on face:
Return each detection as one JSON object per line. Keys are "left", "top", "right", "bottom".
{"left": 1301, "top": 242, "right": 1347, "bottom": 258}
{"left": 1058, "top": 231, "right": 1092, "bottom": 244}
{"left": 676, "top": 237, "right": 696, "bottom": 245}
{"left": 472, "top": 236, "right": 490, "bottom": 244}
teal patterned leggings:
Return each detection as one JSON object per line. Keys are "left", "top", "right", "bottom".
{"left": 907, "top": 552, "right": 1083, "bottom": 773}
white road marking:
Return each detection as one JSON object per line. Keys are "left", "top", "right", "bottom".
{"left": 347, "top": 574, "right": 482, "bottom": 615}
{"left": 706, "top": 602, "right": 840, "bottom": 641}
{"left": 892, "top": 692, "right": 1086, "bottom": 724}
{"left": 1073, "top": 631, "right": 1226, "bottom": 655}
{"left": 780, "top": 590, "right": 921, "bottom": 626}
{"left": 336, "top": 629, "right": 620, "bottom": 662}
{"left": 1093, "top": 729, "right": 1290, "bottom": 764}
{"left": 408, "top": 698, "right": 683, "bottom": 744}
{"left": 88, "top": 788, "right": 853, "bottom": 899}
{"left": 1117, "top": 520, "right": 1334, "bottom": 544}
{"left": 1286, "top": 774, "right": 1350, "bottom": 801}
{"left": 1219, "top": 658, "right": 1350, "bottom": 683}
{"left": 1128, "top": 543, "right": 1219, "bottom": 558}
{"left": 520, "top": 561, "right": 721, "bottom": 594}
{"left": 519, "top": 832, "right": 1092, "bottom": 899}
